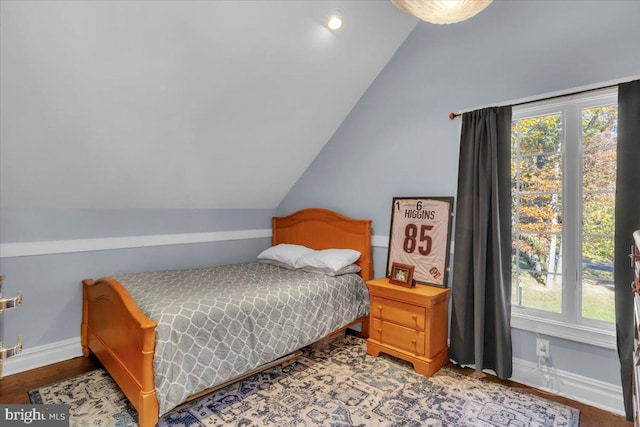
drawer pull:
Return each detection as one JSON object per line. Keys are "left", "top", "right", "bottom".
{"left": 412, "top": 339, "right": 417, "bottom": 345}
{"left": 377, "top": 329, "right": 382, "bottom": 333}
{"left": 378, "top": 305, "right": 383, "bottom": 311}
{"left": 411, "top": 314, "right": 417, "bottom": 320}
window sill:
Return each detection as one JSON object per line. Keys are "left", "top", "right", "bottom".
{"left": 511, "top": 311, "right": 616, "bottom": 349}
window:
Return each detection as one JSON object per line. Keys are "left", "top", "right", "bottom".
{"left": 511, "top": 89, "right": 618, "bottom": 347}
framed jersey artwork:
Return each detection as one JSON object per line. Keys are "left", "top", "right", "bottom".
{"left": 386, "top": 197, "right": 454, "bottom": 288}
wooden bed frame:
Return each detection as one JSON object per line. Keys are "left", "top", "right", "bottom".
{"left": 81, "top": 208, "right": 372, "bottom": 427}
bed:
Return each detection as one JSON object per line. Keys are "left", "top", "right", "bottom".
{"left": 81, "top": 208, "right": 372, "bottom": 427}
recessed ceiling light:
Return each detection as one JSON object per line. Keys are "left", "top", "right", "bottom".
{"left": 327, "top": 15, "right": 342, "bottom": 30}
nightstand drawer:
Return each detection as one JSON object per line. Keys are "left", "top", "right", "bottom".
{"left": 372, "top": 318, "right": 425, "bottom": 355}
{"left": 371, "top": 296, "right": 425, "bottom": 330}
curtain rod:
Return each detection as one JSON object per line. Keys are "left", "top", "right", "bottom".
{"left": 448, "top": 80, "right": 630, "bottom": 120}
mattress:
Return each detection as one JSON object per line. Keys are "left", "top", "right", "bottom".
{"left": 115, "top": 261, "right": 370, "bottom": 415}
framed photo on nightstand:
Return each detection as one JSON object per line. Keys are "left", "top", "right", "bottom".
{"left": 386, "top": 197, "right": 454, "bottom": 288}
{"left": 389, "top": 262, "right": 414, "bottom": 288}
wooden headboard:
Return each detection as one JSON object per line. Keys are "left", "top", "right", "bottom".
{"left": 272, "top": 208, "right": 373, "bottom": 281}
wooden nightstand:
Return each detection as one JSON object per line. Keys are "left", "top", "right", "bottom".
{"left": 366, "top": 277, "right": 450, "bottom": 376}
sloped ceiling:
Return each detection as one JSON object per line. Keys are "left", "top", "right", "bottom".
{"left": 0, "top": 1, "right": 417, "bottom": 208}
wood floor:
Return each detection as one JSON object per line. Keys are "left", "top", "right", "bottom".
{"left": 0, "top": 354, "right": 631, "bottom": 427}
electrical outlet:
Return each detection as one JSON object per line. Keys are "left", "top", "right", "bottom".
{"left": 536, "top": 338, "right": 550, "bottom": 359}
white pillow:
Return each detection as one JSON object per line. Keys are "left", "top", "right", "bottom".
{"left": 294, "top": 248, "right": 361, "bottom": 272}
{"left": 257, "top": 244, "right": 315, "bottom": 268}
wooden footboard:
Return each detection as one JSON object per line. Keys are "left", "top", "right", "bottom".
{"left": 82, "top": 278, "right": 368, "bottom": 427}
{"left": 82, "top": 278, "right": 160, "bottom": 427}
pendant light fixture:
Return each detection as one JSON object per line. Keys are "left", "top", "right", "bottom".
{"left": 391, "top": 0, "right": 493, "bottom": 25}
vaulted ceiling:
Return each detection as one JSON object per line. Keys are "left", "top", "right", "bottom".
{"left": 0, "top": 1, "right": 417, "bottom": 208}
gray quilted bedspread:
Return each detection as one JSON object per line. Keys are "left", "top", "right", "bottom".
{"left": 115, "top": 262, "right": 370, "bottom": 415}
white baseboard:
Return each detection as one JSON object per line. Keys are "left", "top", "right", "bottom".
{"left": 1, "top": 337, "right": 83, "bottom": 378}
{"left": 511, "top": 356, "right": 625, "bottom": 416}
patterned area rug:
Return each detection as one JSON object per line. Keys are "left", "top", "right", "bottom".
{"left": 29, "top": 335, "right": 579, "bottom": 426}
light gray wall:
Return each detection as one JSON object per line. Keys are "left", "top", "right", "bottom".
{"left": 0, "top": 208, "right": 273, "bottom": 242}
{"left": 278, "top": 0, "right": 640, "bottom": 387}
{"left": 0, "top": 0, "right": 416, "bottom": 209}
{"left": 0, "top": 208, "right": 275, "bottom": 347}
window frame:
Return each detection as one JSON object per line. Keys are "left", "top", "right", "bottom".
{"left": 510, "top": 88, "right": 618, "bottom": 349}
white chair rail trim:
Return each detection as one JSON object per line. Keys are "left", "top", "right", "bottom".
{"left": 0, "top": 229, "right": 273, "bottom": 258}
{"left": 1, "top": 232, "right": 392, "bottom": 258}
